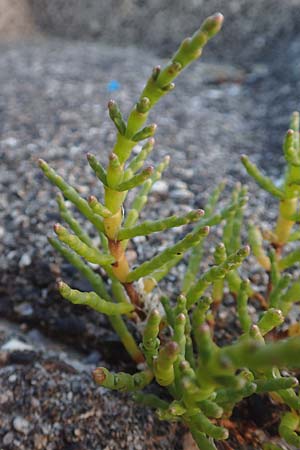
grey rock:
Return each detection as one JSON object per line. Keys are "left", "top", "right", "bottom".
{"left": 13, "top": 416, "right": 30, "bottom": 435}
{"left": 14, "top": 302, "right": 34, "bottom": 317}
{"left": 3, "top": 432, "right": 14, "bottom": 445}
{"left": 2, "top": 339, "right": 33, "bottom": 352}
{"left": 19, "top": 252, "right": 32, "bottom": 268}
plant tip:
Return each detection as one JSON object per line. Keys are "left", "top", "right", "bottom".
{"left": 93, "top": 367, "right": 107, "bottom": 384}
{"left": 53, "top": 223, "right": 62, "bottom": 233}
{"left": 166, "top": 341, "right": 179, "bottom": 354}
{"left": 214, "top": 12, "right": 224, "bottom": 23}
{"left": 244, "top": 244, "right": 251, "bottom": 255}
{"left": 88, "top": 195, "right": 96, "bottom": 204}
{"left": 150, "top": 308, "right": 160, "bottom": 318}
{"left": 203, "top": 225, "right": 210, "bottom": 235}
{"left": 145, "top": 166, "right": 154, "bottom": 175}
{"left": 199, "top": 323, "right": 210, "bottom": 333}
{"left": 179, "top": 360, "right": 189, "bottom": 371}
{"left": 109, "top": 152, "right": 118, "bottom": 161}
{"left": 176, "top": 313, "right": 186, "bottom": 322}
{"left": 38, "top": 158, "right": 46, "bottom": 168}
{"left": 196, "top": 209, "right": 205, "bottom": 217}
{"left": 57, "top": 280, "right": 65, "bottom": 290}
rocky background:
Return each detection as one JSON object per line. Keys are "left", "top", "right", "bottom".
{"left": 1, "top": 1, "right": 300, "bottom": 449}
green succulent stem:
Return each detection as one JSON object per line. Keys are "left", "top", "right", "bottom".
{"left": 38, "top": 159, "right": 105, "bottom": 234}
{"left": 118, "top": 209, "right": 203, "bottom": 240}
{"left": 248, "top": 222, "right": 270, "bottom": 270}
{"left": 275, "top": 198, "right": 298, "bottom": 247}
{"left": 153, "top": 342, "right": 180, "bottom": 386}
{"left": 48, "top": 237, "right": 143, "bottom": 363}
{"left": 141, "top": 309, "right": 161, "bottom": 365}
{"left": 53, "top": 223, "right": 114, "bottom": 266}
{"left": 126, "top": 226, "right": 209, "bottom": 282}
{"left": 186, "top": 246, "right": 250, "bottom": 307}
{"left": 58, "top": 281, "right": 134, "bottom": 315}
{"left": 279, "top": 412, "right": 300, "bottom": 447}
{"left": 93, "top": 367, "right": 153, "bottom": 392}
{"left": 240, "top": 155, "right": 284, "bottom": 199}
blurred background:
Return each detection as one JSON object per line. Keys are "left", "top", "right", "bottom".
{"left": 2, "top": 0, "right": 300, "bottom": 64}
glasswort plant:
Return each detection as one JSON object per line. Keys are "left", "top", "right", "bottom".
{"left": 39, "top": 13, "right": 300, "bottom": 449}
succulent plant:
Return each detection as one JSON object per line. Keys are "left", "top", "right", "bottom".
{"left": 39, "top": 13, "right": 300, "bottom": 449}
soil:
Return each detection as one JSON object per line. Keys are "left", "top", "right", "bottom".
{"left": 1, "top": 5, "right": 300, "bottom": 449}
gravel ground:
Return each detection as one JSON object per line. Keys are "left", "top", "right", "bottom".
{"left": 0, "top": 27, "right": 299, "bottom": 449}
{"left": 0, "top": 320, "right": 181, "bottom": 450}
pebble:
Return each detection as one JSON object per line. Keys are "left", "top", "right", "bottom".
{"left": 126, "top": 249, "right": 137, "bottom": 264}
{"left": 151, "top": 180, "right": 168, "bottom": 195}
{"left": 13, "top": 416, "right": 30, "bottom": 435}
{"left": 8, "top": 374, "right": 17, "bottom": 383}
{"left": 3, "top": 137, "right": 18, "bottom": 147}
{"left": 82, "top": 350, "right": 101, "bottom": 365}
{"left": 19, "top": 253, "right": 32, "bottom": 268}
{"left": 0, "top": 392, "right": 12, "bottom": 404}
{"left": 170, "top": 188, "right": 194, "bottom": 201}
{"left": 2, "top": 339, "right": 33, "bottom": 352}
{"left": 14, "top": 302, "right": 34, "bottom": 317}
{"left": 34, "top": 434, "right": 48, "bottom": 449}
{"left": 3, "top": 432, "right": 14, "bottom": 445}
{"left": 27, "top": 328, "right": 45, "bottom": 343}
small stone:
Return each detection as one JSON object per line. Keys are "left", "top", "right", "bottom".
{"left": 0, "top": 392, "right": 11, "bottom": 404}
{"left": 126, "top": 249, "right": 137, "bottom": 265}
{"left": 170, "top": 189, "right": 194, "bottom": 201}
{"left": 34, "top": 434, "right": 48, "bottom": 449}
{"left": 19, "top": 253, "right": 32, "bottom": 268}
{"left": 3, "top": 137, "right": 18, "bottom": 147}
{"left": 151, "top": 180, "right": 168, "bottom": 196}
{"left": 82, "top": 351, "right": 101, "bottom": 365}
{"left": 8, "top": 374, "right": 17, "bottom": 383}
{"left": 3, "top": 432, "right": 14, "bottom": 446}
{"left": 13, "top": 416, "right": 30, "bottom": 435}
{"left": 14, "top": 302, "right": 34, "bottom": 317}
{"left": 2, "top": 338, "right": 33, "bottom": 352}
{"left": 27, "top": 329, "right": 45, "bottom": 343}
{"left": 31, "top": 397, "right": 40, "bottom": 409}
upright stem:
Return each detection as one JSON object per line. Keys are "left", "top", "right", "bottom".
{"left": 275, "top": 164, "right": 299, "bottom": 248}
{"left": 275, "top": 198, "right": 297, "bottom": 248}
